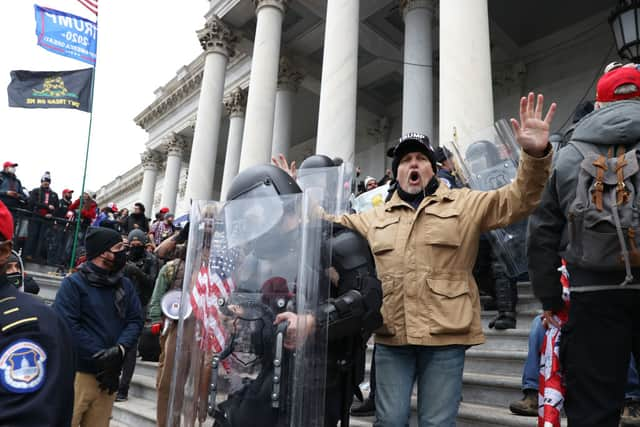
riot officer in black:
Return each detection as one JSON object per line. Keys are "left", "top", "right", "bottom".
{"left": 218, "top": 163, "right": 383, "bottom": 427}
{"left": 0, "top": 200, "right": 76, "bottom": 426}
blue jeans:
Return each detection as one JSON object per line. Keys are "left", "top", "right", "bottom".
{"left": 522, "top": 315, "right": 545, "bottom": 391}
{"left": 627, "top": 357, "right": 640, "bottom": 401}
{"left": 523, "top": 315, "right": 640, "bottom": 401}
{"left": 373, "top": 344, "right": 466, "bottom": 427}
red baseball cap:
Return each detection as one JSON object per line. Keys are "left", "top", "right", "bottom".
{"left": 596, "top": 65, "right": 640, "bottom": 102}
{"left": 3, "top": 161, "right": 18, "bottom": 169}
{"left": 0, "top": 201, "right": 14, "bottom": 242}
{"left": 159, "top": 207, "right": 169, "bottom": 214}
{"left": 62, "top": 189, "right": 74, "bottom": 195}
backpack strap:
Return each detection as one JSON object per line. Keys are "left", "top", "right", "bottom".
{"left": 615, "top": 145, "right": 630, "bottom": 205}
{"left": 592, "top": 154, "right": 608, "bottom": 211}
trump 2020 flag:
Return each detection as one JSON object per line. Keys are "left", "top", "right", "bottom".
{"left": 7, "top": 69, "right": 94, "bottom": 113}
{"left": 34, "top": 5, "right": 98, "bottom": 65}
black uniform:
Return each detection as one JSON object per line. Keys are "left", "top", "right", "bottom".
{"left": 323, "top": 225, "right": 382, "bottom": 427}
{"left": 0, "top": 284, "right": 75, "bottom": 426}
{"left": 212, "top": 163, "right": 382, "bottom": 427}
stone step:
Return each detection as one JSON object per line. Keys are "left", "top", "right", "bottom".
{"left": 483, "top": 328, "right": 532, "bottom": 351}
{"left": 111, "top": 395, "right": 156, "bottom": 427}
{"left": 461, "top": 372, "right": 522, "bottom": 408}
{"left": 129, "top": 373, "right": 157, "bottom": 401}
{"left": 135, "top": 360, "right": 159, "bottom": 380}
{"left": 464, "top": 348, "right": 527, "bottom": 378}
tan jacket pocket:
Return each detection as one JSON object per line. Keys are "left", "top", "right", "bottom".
{"left": 426, "top": 274, "right": 472, "bottom": 335}
{"left": 375, "top": 277, "right": 397, "bottom": 337}
{"left": 424, "top": 209, "right": 461, "bottom": 246}
{"left": 371, "top": 216, "right": 400, "bottom": 254}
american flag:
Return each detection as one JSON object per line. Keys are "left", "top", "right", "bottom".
{"left": 77, "top": 0, "right": 98, "bottom": 16}
{"left": 190, "top": 226, "right": 239, "bottom": 358}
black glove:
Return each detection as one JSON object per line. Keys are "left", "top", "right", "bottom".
{"left": 92, "top": 346, "right": 124, "bottom": 372}
{"left": 174, "top": 221, "right": 190, "bottom": 244}
{"left": 95, "top": 369, "right": 120, "bottom": 394}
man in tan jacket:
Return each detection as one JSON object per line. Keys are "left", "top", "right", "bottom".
{"left": 323, "top": 93, "right": 556, "bottom": 426}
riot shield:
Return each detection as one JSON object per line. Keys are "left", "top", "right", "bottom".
{"left": 445, "top": 119, "right": 528, "bottom": 277}
{"left": 167, "top": 192, "right": 328, "bottom": 427}
{"left": 297, "top": 163, "right": 352, "bottom": 216}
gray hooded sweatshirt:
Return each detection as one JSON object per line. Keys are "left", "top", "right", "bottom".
{"left": 527, "top": 100, "right": 640, "bottom": 310}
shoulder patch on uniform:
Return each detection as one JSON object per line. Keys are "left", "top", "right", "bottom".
{"left": 0, "top": 339, "right": 47, "bottom": 393}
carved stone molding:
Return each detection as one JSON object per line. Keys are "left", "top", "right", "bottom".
{"left": 400, "top": 0, "right": 435, "bottom": 16}
{"left": 141, "top": 150, "right": 160, "bottom": 170}
{"left": 277, "top": 57, "right": 305, "bottom": 92}
{"left": 135, "top": 72, "right": 203, "bottom": 130}
{"left": 164, "top": 133, "right": 186, "bottom": 157}
{"left": 197, "top": 15, "right": 236, "bottom": 57}
{"left": 254, "top": 0, "right": 288, "bottom": 14}
{"left": 223, "top": 87, "right": 248, "bottom": 117}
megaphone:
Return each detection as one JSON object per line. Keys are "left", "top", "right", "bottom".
{"left": 161, "top": 289, "right": 191, "bottom": 320}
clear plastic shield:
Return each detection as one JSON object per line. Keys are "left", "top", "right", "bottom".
{"left": 297, "top": 163, "right": 352, "bottom": 216}
{"left": 168, "top": 193, "right": 328, "bottom": 427}
{"left": 445, "top": 119, "right": 527, "bottom": 277}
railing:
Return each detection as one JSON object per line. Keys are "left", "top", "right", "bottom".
{"left": 9, "top": 207, "right": 83, "bottom": 271}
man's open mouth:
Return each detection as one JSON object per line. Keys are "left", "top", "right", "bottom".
{"left": 409, "top": 171, "right": 420, "bottom": 185}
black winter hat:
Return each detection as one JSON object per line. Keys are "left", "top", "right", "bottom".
{"left": 387, "top": 133, "right": 437, "bottom": 178}
{"left": 85, "top": 227, "right": 122, "bottom": 260}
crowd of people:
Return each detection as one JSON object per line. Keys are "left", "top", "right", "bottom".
{"left": 0, "top": 163, "right": 180, "bottom": 272}
{"left": 0, "top": 62, "right": 639, "bottom": 427}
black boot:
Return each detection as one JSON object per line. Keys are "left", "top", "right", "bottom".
{"left": 490, "top": 260, "right": 518, "bottom": 329}
{"left": 490, "top": 312, "right": 517, "bottom": 330}
{"left": 350, "top": 397, "right": 375, "bottom": 417}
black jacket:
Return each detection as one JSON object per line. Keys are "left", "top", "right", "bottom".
{"left": 527, "top": 100, "right": 640, "bottom": 310}
{"left": 0, "top": 171, "right": 27, "bottom": 209}
{"left": 0, "top": 284, "right": 75, "bottom": 427}
{"left": 28, "top": 187, "right": 59, "bottom": 216}
{"left": 123, "top": 251, "right": 159, "bottom": 308}
{"left": 127, "top": 213, "right": 149, "bottom": 233}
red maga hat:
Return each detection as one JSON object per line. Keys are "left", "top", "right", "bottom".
{"left": 596, "top": 65, "right": 640, "bottom": 102}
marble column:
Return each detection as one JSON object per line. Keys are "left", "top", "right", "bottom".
{"left": 271, "top": 57, "right": 304, "bottom": 159}
{"left": 220, "top": 87, "right": 248, "bottom": 200}
{"left": 401, "top": 0, "right": 434, "bottom": 138}
{"left": 239, "top": 0, "right": 289, "bottom": 171}
{"left": 160, "top": 133, "right": 185, "bottom": 213}
{"left": 439, "top": 0, "right": 494, "bottom": 146}
{"left": 139, "top": 150, "right": 159, "bottom": 216}
{"left": 184, "top": 15, "right": 236, "bottom": 202}
{"left": 316, "top": 0, "right": 360, "bottom": 163}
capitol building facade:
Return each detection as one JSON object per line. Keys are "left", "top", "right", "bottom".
{"left": 96, "top": 0, "right": 620, "bottom": 215}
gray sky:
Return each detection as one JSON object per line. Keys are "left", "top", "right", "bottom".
{"left": 1, "top": 1, "right": 206, "bottom": 196}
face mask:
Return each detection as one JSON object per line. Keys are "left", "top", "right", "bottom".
{"left": 110, "top": 250, "right": 128, "bottom": 272}
{"left": 129, "top": 246, "right": 145, "bottom": 260}
{"left": 4, "top": 272, "right": 23, "bottom": 289}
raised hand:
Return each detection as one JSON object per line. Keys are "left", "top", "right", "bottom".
{"left": 271, "top": 154, "right": 297, "bottom": 180}
{"left": 510, "top": 92, "right": 557, "bottom": 158}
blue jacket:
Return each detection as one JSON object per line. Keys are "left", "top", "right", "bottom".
{"left": 54, "top": 263, "right": 143, "bottom": 374}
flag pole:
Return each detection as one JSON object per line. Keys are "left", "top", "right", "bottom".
{"left": 68, "top": 65, "right": 97, "bottom": 272}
